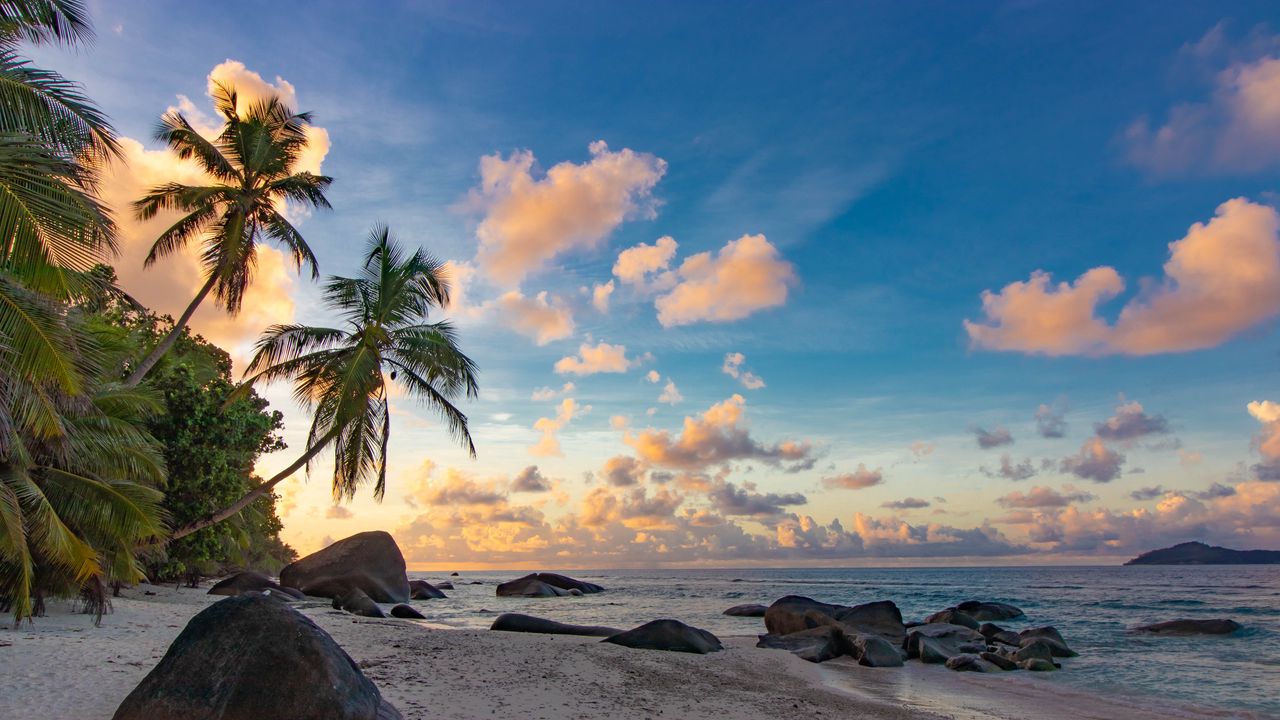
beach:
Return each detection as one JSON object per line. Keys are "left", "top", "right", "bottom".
{"left": 2, "top": 583, "right": 1248, "bottom": 720}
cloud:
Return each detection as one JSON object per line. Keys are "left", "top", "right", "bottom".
{"left": 610, "top": 415, "right": 630, "bottom": 430}
{"left": 909, "top": 441, "right": 936, "bottom": 459}
{"left": 613, "top": 235, "right": 678, "bottom": 289}
{"left": 974, "top": 426, "right": 1014, "bottom": 449}
{"left": 468, "top": 141, "right": 666, "bottom": 285}
{"left": 709, "top": 481, "right": 806, "bottom": 517}
{"left": 821, "top": 465, "right": 884, "bottom": 490}
{"left": 658, "top": 379, "right": 683, "bottom": 405}
{"left": 645, "top": 369, "right": 661, "bottom": 383}
{"left": 1194, "top": 482, "right": 1237, "bottom": 500}
{"left": 325, "top": 505, "right": 353, "bottom": 519}
{"left": 981, "top": 454, "right": 1038, "bottom": 481}
{"left": 411, "top": 467, "right": 507, "bottom": 506}
{"left": 882, "top": 497, "right": 931, "bottom": 510}
{"left": 1248, "top": 400, "right": 1280, "bottom": 479}
{"left": 654, "top": 234, "right": 797, "bottom": 327}
{"left": 554, "top": 341, "right": 642, "bottom": 376}
{"left": 100, "top": 60, "right": 332, "bottom": 363}
{"left": 1060, "top": 437, "right": 1126, "bottom": 483}
{"left": 625, "top": 394, "right": 814, "bottom": 471}
{"left": 491, "top": 290, "right": 575, "bottom": 345}
{"left": 1095, "top": 399, "right": 1169, "bottom": 442}
{"left": 511, "top": 466, "right": 552, "bottom": 493}
{"left": 997, "top": 486, "right": 1096, "bottom": 509}
{"left": 722, "top": 352, "right": 766, "bottom": 390}
{"left": 591, "top": 280, "right": 614, "bottom": 313}
{"left": 1035, "top": 401, "right": 1068, "bottom": 438}
{"left": 529, "top": 398, "right": 589, "bottom": 457}
{"left": 600, "top": 455, "right": 645, "bottom": 487}
{"left": 530, "top": 382, "right": 575, "bottom": 402}
{"left": 1130, "top": 485, "right": 1167, "bottom": 501}
{"left": 1124, "top": 36, "right": 1280, "bottom": 175}
{"left": 965, "top": 198, "right": 1280, "bottom": 356}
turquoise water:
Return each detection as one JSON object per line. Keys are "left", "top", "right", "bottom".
{"left": 409, "top": 565, "right": 1279, "bottom": 718}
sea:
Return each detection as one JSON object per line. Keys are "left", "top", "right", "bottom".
{"left": 408, "top": 565, "right": 1279, "bottom": 718}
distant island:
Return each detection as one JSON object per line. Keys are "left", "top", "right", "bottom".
{"left": 1125, "top": 541, "right": 1280, "bottom": 565}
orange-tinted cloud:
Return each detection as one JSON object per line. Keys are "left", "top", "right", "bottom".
{"left": 612, "top": 235, "right": 678, "bottom": 289}
{"left": 491, "top": 290, "right": 575, "bottom": 345}
{"left": 469, "top": 141, "right": 666, "bottom": 286}
{"left": 966, "top": 198, "right": 1280, "bottom": 356}
{"left": 654, "top": 234, "right": 797, "bottom": 327}
{"left": 529, "top": 397, "right": 589, "bottom": 457}
{"left": 721, "top": 352, "right": 766, "bottom": 389}
{"left": 1249, "top": 400, "right": 1280, "bottom": 479}
{"left": 821, "top": 465, "right": 883, "bottom": 490}
{"left": 625, "top": 394, "right": 814, "bottom": 471}
{"left": 553, "top": 341, "right": 642, "bottom": 376}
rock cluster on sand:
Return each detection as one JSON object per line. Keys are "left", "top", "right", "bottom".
{"left": 112, "top": 595, "right": 402, "bottom": 720}
{"left": 602, "top": 619, "right": 724, "bottom": 654}
{"left": 495, "top": 572, "right": 603, "bottom": 597}
{"left": 280, "top": 531, "right": 411, "bottom": 603}
{"left": 1131, "top": 618, "right": 1242, "bottom": 635}
{"left": 754, "top": 595, "right": 1079, "bottom": 674}
{"left": 490, "top": 613, "right": 622, "bottom": 637}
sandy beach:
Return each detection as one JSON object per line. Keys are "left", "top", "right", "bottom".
{"left": 1, "top": 583, "right": 1237, "bottom": 720}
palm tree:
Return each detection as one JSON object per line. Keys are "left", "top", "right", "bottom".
{"left": 123, "top": 83, "right": 332, "bottom": 387}
{"left": 168, "top": 226, "right": 478, "bottom": 541}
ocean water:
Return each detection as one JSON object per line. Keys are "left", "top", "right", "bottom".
{"left": 408, "top": 565, "right": 1280, "bottom": 718}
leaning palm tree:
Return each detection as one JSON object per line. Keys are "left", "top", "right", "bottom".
{"left": 123, "top": 83, "right": 332, "bottom": 387}
{"left": 167, "top": 225, "right": 478, "bottom": 541}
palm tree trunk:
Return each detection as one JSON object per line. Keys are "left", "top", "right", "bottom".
{"left": 167, "top": 428, "right": 339, "bottom": 542}
{"left": 123, "top": 273, "right": 218, "bottom": 388}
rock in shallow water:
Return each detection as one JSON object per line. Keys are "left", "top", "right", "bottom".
{"left": 280, "top": 531, "right": 410, "bottom": 603}
{"left": 724, "top": 603, "right": 769, "bottom": 617}
{"left": 905, "top": 623, "right": 987, "bottom": 663}
{"left": 757, "top": 626, "right": 844, "bottom": 663}
{"left": 945, "top": 653, "right": 999, "bottom": 672}
{"left": 496, "top": 572, "right": 603, "bottom": 597}
{"left": 112, "top": 595, "right": 401, "bottom": 720}
{"left": 925, "top": 608, "right": 980, "bottom": 630}
{"left": 490, "top": 613, "right": 621, "bottom": 637}
{"left": 1131, "top": 618, "right": 1243, "bottom": 635}
{"left": 390, "top": 604, "right": 425, "bottom": 619}
{"left": 955, "top": 600, "right": 1024, "bottom": 622}
{"left": 604, "top": 619, "right": 723, "bottom": 654}
{"left": 408, "top": 580, "right": 446, "bottom": 600}
{"left": 764, "top": 595, "right": 905, "bottom": 644}
{"left": 850, "top": 633, "right": 904, "bottom": 667}
{"left": 1018, "top": 626, "right": 1077, "bottom": 657}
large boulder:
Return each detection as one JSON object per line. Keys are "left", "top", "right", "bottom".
{"left": 1018, "top": 626, "right": 1077, "bottom": 657}
{"left": 603, "top": 619, "right": 723, "bottom": 654}
{"left": 956, "top": 600, "right": 1024, "bottom": 621}
{"left": 112, "top": 595, "right": 401, "bottom": 720}
{"left": 280, "top": 531, "right": 409, "bottom": 603}
{"left": 925, "top": 608, "right": 979, "bottom": 630}
{"left": 408, "top": 580, "right": 446, "bottom": 600}
{"left": 336, "top": 588, "right": 385, "bottom": 618}
{"left": 390, "top": 604, "right": 425, "bottom": 620}
{"left": 756, "top": 626, "right": 844, "bottom": 663}
{"left": 724, "top": 603, "right": 769, "bottom": 617}
{"left": 980, "top": 651, "right": 1018, "bottom": 671}
{"left": 979, "top": 622, "right": 1022, "bottom": 647}
{"left": 763, "top": 596, "right": 904, "bottom": 644}
{"left": 434, "top": 581, "right": 454, "bottom": 590}
{"left": 905, "top": 623, "right": 986, "bottom": 663}
{"left": 945, "top": 653, "right": 999, "bottom": 672}
{"left": 496, "top": 573, "right": 602, "bottom": 597}
{"left": 490, "top": 613, "right": 621, "bottom": 637}
{"left": 850, "top": 633, "right": 904, "bottom": 667}
{"left": 1132, "top": 618, "right": 1243, "bottom": 635}
{"left": 208, "top": 571, "right": 282, "bottom": 597}
{"left": 1012, "top": 639, "right": 1055, "bottom": 663}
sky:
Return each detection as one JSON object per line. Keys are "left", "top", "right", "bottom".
{"left": 33, "top": 1, "right": 1280, "bottom": 568}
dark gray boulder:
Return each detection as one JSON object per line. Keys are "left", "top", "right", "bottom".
{"left": 945, "top": 653, "right": 999, "bottom": 672}
{"left": 724, "top": 603, "right": 768, "bottom": 617}
{"left": 850, "top": 633, "right": 904, "bottom": 667}
{"left": 337, "top": 588, "right": 385, "bottom": 618}
{"left": 390, "top": 604, "right": 425, "bottom": 619}
{"left": 603, "top": 619, "right": 723, "bottom": 654}
{"left": 981, "top": 651, "right": 1018, "bottom": 670}
{"left": 1131, "top": 618, "right": 1243, "bottom": 635}
{"left": 496, "top": 573, "right": 603, "bottom": 597}
{"left": 756, "top": 626, "right": 843, "bottom": 663}
{"left": 112, "top": 595, "right": 401, "bottom": 720}
{"left": 1018, "top": 626, "right": 1077, "bottom": 657}
{"left": 763, "top": 596, "right": 905, "bottom": 644}
{"left": 1012, "top": 639, "right": 1055, "bottom": 663}
{"left": 208, "top": 571, "right": 283, "bottom": 597}
{"left": 279, "top": 531, "right": 410, "bottom": 603}
{"left": 1020, "top": 658, "right": 1058, "bottom": 671}
{"left": 926, "top": 608, "right": 980, "bottom": 630}
{"left": 905, "top": 623, "right": 986, "bottom": 663}
{"left": 979, "top": 622, "right": 1022, "bottom": 647}
{"left": 490, "top": 613, "right": 621, "bottom": 637}
{"left": 261, "top": 588, "right": 303, "bottom": 602}
{"left": 408, "top": 580, "right": 446, "bottom": 600}
{"left": 435, "top": 581, "right": 454, "bottom": 590}
{"left": 956, "top": 600, "right": 1024, "bottom": 621}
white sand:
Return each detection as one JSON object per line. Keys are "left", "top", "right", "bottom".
{"left": 0, "top": 584, "right": 1229, "bottom": 720}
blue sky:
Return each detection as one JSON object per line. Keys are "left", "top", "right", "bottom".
{"left": 39, "top": 1, "right": 1280, "bottom": 566}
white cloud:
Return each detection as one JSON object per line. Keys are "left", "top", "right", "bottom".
{"left": 721, "top": 352, "right": 766, "bottom": 389}
{"left": 491, "top": 290, "right": 575, "bottom": 345}
{"left": 554, "top": 341, "right": 642, "bottom": 376}
{"left": 591, "top": 280, "right": 614, "bottom": 313}
{"left": 658, "top": 379, "right": 683, "bottom": 405}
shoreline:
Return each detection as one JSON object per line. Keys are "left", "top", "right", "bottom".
{"left": 0, "top": 583, "right": 1252, "bottom": 720}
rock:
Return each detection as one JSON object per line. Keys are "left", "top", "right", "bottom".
{"left": 207, "top": 572, "right": 282, "bottom": 597}
{"left": 926, "top": 608, "right": 980, "bottom": 630}
{"left": 1020, "top": 658, "right": 1058, "bottom": 671}
{"left": 279, "top": 531, "right": 410, "bottom": 603}
{"left": 490, "top": 613, "right": 621, "bottom": 637}
{"left": 756, "top": 626, "right": 844, "bottom": 663}
{"left": 1019, "top": 626, "right": 1077, "bottom": 657}
{"left": 904, "top": 623, "right": 986, "bottom": 663}
{"left": 603, "top": 619, "right": 723, "bottom": 654}
{"left": 260, "top": 588, "right": 302, "bottom": 603}
{"left": 450, "top": 572, "right": 460, "bottom": 576}
{"left": 1012, "top": 639, "right": 1055, "bottom": 663}
{"left": 1131, "top": 619, "right": 1243, "bottom": 635}
{"left": 945, "top": 653, "right": 998, "bottom": 672}
{"left": 390, "top": 604, "right": 425, "bottom": 620}
{"left": 435, "top": 581, "right": 454, "bottom": 590}
{"left": 981, "top": 651, "right": 1018, "bottom": 670}
{"left": 568, "top": 588, "right": 583, "bottom": 596}
{"left": 979, "top": 623, "right": 1022, "bottom": 647}
{"left": 495, "top": 575, "right": 570, "bottom": 597}
{"left": 337, "top": 588, "right": 385, "bottom": 618}
{"left": 724, "top": 604, "right": 768, "bottom": 617}
{"left": 763, "top": 596, "right": 905, "bottom": 644}
{"left": 111, "top": 595, "right": 401, "bottom": 720}
{"left": 408, "top": 580, "right": 446, "bottom": 600}
{"left": 956, "top": 600, "right": 1025, "bottom": 621}
{"left": 850, "top": 633, "right": 904, "bottom": 667}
